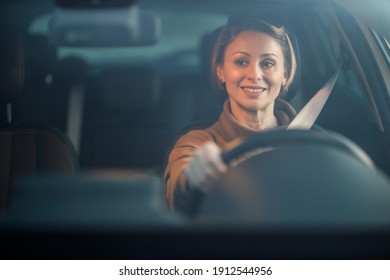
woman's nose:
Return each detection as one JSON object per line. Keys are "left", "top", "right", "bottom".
{"left": 247, "top": 64, "right": 262, "bottom": 81}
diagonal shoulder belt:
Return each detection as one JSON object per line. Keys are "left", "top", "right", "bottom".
{"left": 288, "top": 64, "right": 342, "bottom": 130}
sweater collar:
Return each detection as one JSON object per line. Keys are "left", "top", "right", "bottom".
{"left": 217, "top": 99, "right": 297, "bottom": 142}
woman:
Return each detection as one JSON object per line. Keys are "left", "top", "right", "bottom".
{"left": 164, "top": 16, "right": 297, "bottom": 215}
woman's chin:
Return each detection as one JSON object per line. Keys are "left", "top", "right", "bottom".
{"left": 240, "top": 99, "right": 273, "bottom": 112}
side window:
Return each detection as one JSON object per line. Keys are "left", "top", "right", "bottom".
{"left": 312, "top": 10, "right": 390, "bottom": 173}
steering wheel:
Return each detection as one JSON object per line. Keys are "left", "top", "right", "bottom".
{"left": 221, "top": 129, "right": 374, "bottom": 168}
{"left": 197, "top": 129, "right": 390, "bottom": 227}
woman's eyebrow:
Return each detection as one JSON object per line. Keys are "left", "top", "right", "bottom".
{"left": 232, "top": 51, "right": 278, "bottom": 58}
{"left": 232, "top": 51, "right": 250, "bottom": 56}
{"left": 261, "top": 53, "right": 278, "bottom": 58}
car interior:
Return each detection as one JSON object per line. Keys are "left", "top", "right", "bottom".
{"left": 0, "top": 0, "right": 390, "bottom": 259}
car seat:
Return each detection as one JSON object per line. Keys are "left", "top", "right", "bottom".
{"left": 0, "top": 29, "right": 79, "bottom": 212}
{"left": 80, "top": 66, "right": 167, "bottom": 170}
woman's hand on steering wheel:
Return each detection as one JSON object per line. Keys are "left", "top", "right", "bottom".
{"left": 185, "top": 141, "right": 228, "bottom": 193}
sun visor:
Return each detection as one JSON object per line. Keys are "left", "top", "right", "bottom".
{"left": 48, "top": 5, "right": 160, "bottom": 46}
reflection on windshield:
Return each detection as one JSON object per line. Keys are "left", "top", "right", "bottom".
{"left": 30, "top": 12, "right": 226, "bottom": 64}
{"left": 384, "top": 36, "right": 389, "bottom": 50}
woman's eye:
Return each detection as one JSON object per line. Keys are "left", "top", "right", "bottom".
{"left": 235, "top": 59, "right": 248, "bottom": 67}
{"left": 262, "top": 60, "right": 275, "bottom": 68}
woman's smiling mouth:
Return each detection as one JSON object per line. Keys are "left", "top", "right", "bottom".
{"left": 241, "top": 87, "right": 267, "bottom": 96}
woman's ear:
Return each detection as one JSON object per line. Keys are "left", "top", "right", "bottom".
{"left": 216, "top": 64, "right": 225, "bottom": 84}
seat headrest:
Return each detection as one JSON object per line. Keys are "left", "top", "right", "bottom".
{"left": 0, "top": 31, "right": 57, "bottom": 105}
{"left": 24, "top": 34, "right": 57, "bottom": 86}
{"left": 0, "top": 30, "right": 25, "bottom": 104}
{"left": 52, "top": 56, "right": 88, "bottom": 86}
{"left": 199, "top": 27, "right": 224, "bottom": 101}
{"left": 91, "top": 67, "right": 161, "bottom": 113}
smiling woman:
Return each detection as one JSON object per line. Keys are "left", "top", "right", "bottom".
{"left": 216, "top": 31, "right": 288, "bottom": 128}
{"left": 164, "top": 16, "right": 297, "bottom": 215}
{"left": 1, "top": 0, "right": 390, "bottom": 262}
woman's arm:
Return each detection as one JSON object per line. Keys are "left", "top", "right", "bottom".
{"left": 164, "top": 130, "right": 227, "bottom": 215}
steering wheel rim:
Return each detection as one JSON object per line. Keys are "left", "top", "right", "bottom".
{"left": 221, "top": 129, "right": 374, "bottom": 168}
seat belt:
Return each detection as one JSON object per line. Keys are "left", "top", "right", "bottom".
{"left": 287, "top": 64, "right": 342, "bottom": 130}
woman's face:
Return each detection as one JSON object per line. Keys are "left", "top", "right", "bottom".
{"left": 217, "top": 31, "right": 287, "bottom": 114}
